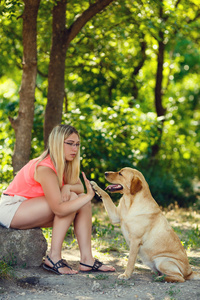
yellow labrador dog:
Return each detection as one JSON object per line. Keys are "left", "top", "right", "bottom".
{"left": 90, "top": 167, "right": 200, "bottom": 282}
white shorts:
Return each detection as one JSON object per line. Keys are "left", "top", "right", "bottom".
{"left": 0, "top": 194, "right": 27, "bottom": 228}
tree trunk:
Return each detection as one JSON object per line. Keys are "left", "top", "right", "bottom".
{"left": 9, "top": 0, "right": 40, "bottom": 174}
{"left": 155, "top": 35, "right": 165, "bottom": 117}
{"left": 151, "top": 2, "right": 166, "bottom": 158}
{"left": 44, "top": 0, "right": 67, "bottom": 147}
{"left": 151, "top": 36, "right": 165, "bottom": 157}
{"left": 44, "top": 0, "right": 114, "bottom": 146}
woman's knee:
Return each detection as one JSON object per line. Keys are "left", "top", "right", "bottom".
{"left": 69, "top": 192, "right": 79, "bottom": 201}
{"left": 78, "top": 199, "right": 92, "bottom": 213}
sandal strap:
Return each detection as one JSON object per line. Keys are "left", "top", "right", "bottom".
{"left": 92, "top": 259, "right": 103, "bottom": 270}
{"left": 80, "top": 259, "right": 103, "bottom": 271}
{"left": 61, "top": 259, "right": 72, "bottom": 270}
{"left": 46, "top": 255, "right": 54, "bottom": 265}
{"left": 46, "top": 255, "right": 72, "bottom": 272}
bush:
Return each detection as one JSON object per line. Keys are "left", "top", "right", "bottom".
{"left": 139, "top": 159, "right": 198, "bottom": 208}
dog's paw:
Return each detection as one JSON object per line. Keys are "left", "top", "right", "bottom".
{"left": 90, "top": 181, "right": 102, "bottom": 200}
{"left": 90, "top": 181, "right": 99, "bottom": 194}
{"left": 90, "top": 181, "right": 97, "bottom": 189}
{"left": 118, "top": 273, "right": 130, "bottom": 280}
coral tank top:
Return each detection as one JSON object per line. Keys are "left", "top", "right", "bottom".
{"left": 4, "top": 155, "right": 57, "bottom": 199}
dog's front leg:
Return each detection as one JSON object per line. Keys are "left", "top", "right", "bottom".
{"left": 90, "top": 181, "right": 120, "bottom": 224}
{"left": 118, "top": 238, "right": 140, "bottom": 280}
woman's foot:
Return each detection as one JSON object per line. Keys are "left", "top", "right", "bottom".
{"left": 79, "top": 258, "right": 115, "bottom": 272}
{"left": 43, "top": 255, "right": 78, "bottom": 275}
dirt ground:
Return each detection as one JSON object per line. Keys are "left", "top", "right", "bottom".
{"left": 0, "top": 247, "right": 200, "bottom": 300}
{"left": 1, "top": 207, "right": 200, "bottom": 299}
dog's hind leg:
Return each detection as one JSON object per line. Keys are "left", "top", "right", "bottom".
{"left": 154, "top": 258, "right": 185, "bottom": 282}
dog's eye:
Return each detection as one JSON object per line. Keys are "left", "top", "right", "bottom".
{"left": 119, "top": 172, "right": 123, "bottom": 176}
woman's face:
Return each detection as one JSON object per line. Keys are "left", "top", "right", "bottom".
{"left": 64, "top": 133, "right": 80, "bottom": 161}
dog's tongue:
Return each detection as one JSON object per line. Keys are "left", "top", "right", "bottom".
{"left": 105, "top": 184, "right": 123, "bottom": 191}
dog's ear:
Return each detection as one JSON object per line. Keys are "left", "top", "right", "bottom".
{"left": 130, "top": 177, "right": 142, "bottom": 195}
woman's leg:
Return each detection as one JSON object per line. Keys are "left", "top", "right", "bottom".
{"left": 74, "top": 200, "right": 93, "bottom": 263}
{"left": 74, "top": 196, "right": 115, "bottom": 272}
{"left": 11, "top": 195, "right": 78, "bottom": 274}
{"left": 45, "top": 193, "right": 79, "bottom": 274}
{"left": 10, "top": 196, "right": 54, "bottom": 229}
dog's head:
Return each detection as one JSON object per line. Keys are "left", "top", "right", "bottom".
{"left": 105, "top": 167, "right": 144, "bottom": 195}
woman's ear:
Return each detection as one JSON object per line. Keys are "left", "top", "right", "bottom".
{"left": 130, "top": 177, "right": 142, "bottom": 195}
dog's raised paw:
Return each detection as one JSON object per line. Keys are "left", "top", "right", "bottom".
{"left": 90, "top": 181, "right": 102, "bottom": 200}
{"left": 90, "top": 181, "right": 98, "bottom": 193}
{"left": 90, "top": 181, "right": 97, "bottom": 188}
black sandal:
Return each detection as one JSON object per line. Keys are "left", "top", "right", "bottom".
{"left": 43, "top": 255, "right": 73, "bottom": 275}
{"left": 80, "top": 259, "right": 114, "bottom": 273}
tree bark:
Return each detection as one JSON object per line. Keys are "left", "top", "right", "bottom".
{"left": 151, "top": 35, "right": 165, "bottom": 157}
{"left": 155, "top": 34, "right": 166, "bottom": 117}
{"left": 10, "top": 0, "right": 40, "bottom": 174}
{"left": 44, "top": 0, "right": 114, "bottom": 146}
{"left": 44, "top": 0, "right": 67, "bottom": 147}
{"left": 151, "top": 2, "right": 166, "bottom": 158}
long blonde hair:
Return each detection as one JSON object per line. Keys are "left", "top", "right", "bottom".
{"left": 36, "top": 124, "right": 80, "bottom": 187}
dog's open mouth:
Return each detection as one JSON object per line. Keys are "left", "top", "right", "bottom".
{"left": 105, "top": 184, "right": 123, "bottom": 192}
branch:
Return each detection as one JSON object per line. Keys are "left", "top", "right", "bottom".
{"left": 8, "top": 116, "right": 19, "bottom": 132}
{"left": 65, "top": 0, "right": 114, "bottom": 46}
{"left": 175, "top": 0, "right": 182, "bottom": 8}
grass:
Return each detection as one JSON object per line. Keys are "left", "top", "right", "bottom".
{"left": 164, "top": 207, "right": 200, "bottom": 257}
{"left": 165, "top": 285, "right": 181, "bottom": 300}
{"left": 42, "top": 203, "right": 200, "bottom": 267}
{"left": 92, "top": 205, "right": 200, "bottom": 258}
{"left": 0, "top": 260, "right": 14, "bottom": 280}
{"left": 174, "top": 225, "right": 200, "bottom": 250}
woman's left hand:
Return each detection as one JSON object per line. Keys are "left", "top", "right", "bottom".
{"left": 61, "top": 184, "right": 71, "bottom": 202}
{"left": 82, "top": 172, "right": 95, "bottom": 199}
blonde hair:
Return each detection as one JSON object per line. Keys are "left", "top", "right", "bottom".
{"left": 36, "top": 124, "right": 80, "bottom": 187}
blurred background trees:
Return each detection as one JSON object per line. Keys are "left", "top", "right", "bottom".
{"left": 0, "top": 0, "right": 199, "bottom": 208}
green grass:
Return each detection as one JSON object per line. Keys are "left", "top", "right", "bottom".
{"left": 166, "top": 285, "right": 181, "bottom": 299}
{"left": 0, "top": 260, "right": 14, "bottom": 280}
{"left": 173, "top": 225, "right": 200, "bottom": 250}
{"left": 42, "top": 205, "right": 200, "bottom": 265}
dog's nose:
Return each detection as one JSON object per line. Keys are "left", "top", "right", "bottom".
{"left": 105, "top": 172, "right": 108, "bottom": 177}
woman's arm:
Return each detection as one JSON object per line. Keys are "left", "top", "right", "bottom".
{"left": 68, "top": 178, "right": 84, "bottom": 194}
{"left": 35, "top": 166, "right": 94, "bottom": 217}
{"left": 61, "top": 179, "right": 84, "bottom": 201}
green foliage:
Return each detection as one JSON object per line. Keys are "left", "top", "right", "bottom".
{"left": 174, "top": 225, "right": 200, "bottom": 250}
{"left": 0, "top": 260, "right": 14, "bottom": 280}
{"left": 61, "top": 101, "right": 199, "bottom": 207}
{"left": 0, "top": 0, "right": 199, "bottom": 208}
{"left": 139, "top": 160, "right": 198, "bottom": 208}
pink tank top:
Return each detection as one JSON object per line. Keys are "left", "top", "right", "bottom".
{"left": 4, "top": 155, "right": 57, "bottom": 199}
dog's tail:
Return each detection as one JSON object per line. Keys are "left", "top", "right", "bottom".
{"left": 186, "top": 271, "right": 200, "bottom": 280}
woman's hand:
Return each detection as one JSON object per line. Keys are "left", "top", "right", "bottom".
{"left": 61, "top": 184, "right": 71, "bottom": 202}
{"left": 82, "top": 172, "right": 95, "bottom": 199}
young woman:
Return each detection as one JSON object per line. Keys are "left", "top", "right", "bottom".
{"left": 0, "top": 124, "right": 115, "bottom": 275}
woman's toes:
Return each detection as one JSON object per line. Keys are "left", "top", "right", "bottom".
{"left": 99, "top": 264, "right": 115, "bottom": 272}
{"left": 61, "top": 267, "right": 78, "bottom": 275}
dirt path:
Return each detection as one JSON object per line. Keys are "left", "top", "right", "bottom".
{"left": 1, "top": 248, "right": 200, "bottom": 300}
